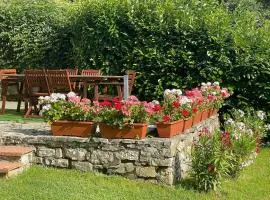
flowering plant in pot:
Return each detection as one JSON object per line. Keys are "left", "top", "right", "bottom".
{"left": 185, "top": 88, "right": 204, "bottom": 125}
{"left": 152, "top": 89, "right": 187, "bottom": 138}
{"left": 94, "top": 96, "right": 151, "bottom": 139}
{"left": 39, "top": 92, "right": 97, "bottom": 137}
{"left": 200, "top": 82, "right": 230, "bottom": 117}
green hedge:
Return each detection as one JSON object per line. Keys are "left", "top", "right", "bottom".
{"left": 0, "top": 0, "right": 269, "bottom": 111}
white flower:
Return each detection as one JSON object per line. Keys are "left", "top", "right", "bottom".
{"left": 213, "top": 82, "right": 219, "bottom": 86}
{"left": 67, "top": 92, "right": 76, "bottom": 98}
{"left": 164, "top": 89, "right": 171, "bottom": 96}
{"left": 207, "top": 82, "right": 212, "bottom": 86}
{"left": 246, "top": 129, "right": 254, "bottom": 137}
{"left": 179, "top": 96, "right": 192, "bottom": 105}
{"left": 237, "top": 109, "right": 245, "bottom": 118}
{"left": 265, "top": 124, "right": 270, "bottom": 131}
{"left": 236, "top": 122, "right": 246, "bottom": 130}
{"left": 211, "top": 92, "right": 217, "bottom": 95}
{"left": 174, "top": 89, "right": 182, "bottom": 96}
{"left": 257, "top": 111, "right": 266, "bottom": 120}
{"left": 226, "top": 118, "right": 235, "bottom": 125}
{"left": 42, "top": 104, "right": 51, "bottom": 111}
{"left": 152, "top": 100, "right": 160, "bottom": 105}
{"left": 201, "top": 82, "right": 206, "bottom": 86}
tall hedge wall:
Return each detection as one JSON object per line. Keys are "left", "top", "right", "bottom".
{"left": 0, "top": 0, "right": 269, "bottom": 111}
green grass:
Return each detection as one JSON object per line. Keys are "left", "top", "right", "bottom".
{"left": 0, "top": 149, "right": 270, "bottom": 200}
{"left": 0, "top": 109, "right": 44, "bottom": 123}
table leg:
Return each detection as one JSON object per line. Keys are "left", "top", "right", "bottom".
{"left": 16, "top": 82, "right": 24, "bottom": 112}
{"left": 1, "top": 81, "right": 8, "bottom": 114}
{"left": 83, "top": 81, "right": 88, "bottom": 98}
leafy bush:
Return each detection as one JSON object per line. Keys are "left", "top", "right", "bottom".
{"left": 190, "top": 129, "right": 229, "bottom": 191}
{"left": 0, "top": 0, "right": 269, "bottom": 113}
{"left": 191, "top": 108, "right": 266, "bottom": 191}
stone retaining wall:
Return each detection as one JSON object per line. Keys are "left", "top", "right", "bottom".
{"left": 0, "top": 116, "right": 219, "bottom": 185}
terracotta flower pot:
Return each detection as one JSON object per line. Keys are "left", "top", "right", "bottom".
{"left": 201, "top": 109, "right": 210, "bottom": 121}
{"left": 193, "top": 111, "right": 202, "bottom": 125}
{"left": 99, "top": 123, "right": 147, "bottom": 139}
{"left": 183, "top": 117, "right": 193, "bottom": 131}
{"left": 51, "top": 121, "right": 95, "bottom": 137}
{"left": 156, "top": 119, "right": 184, "bottom": 138}
{"left": 208, "top": 108, "right": 218, "bottom": 117}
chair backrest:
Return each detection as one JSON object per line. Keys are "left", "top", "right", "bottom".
{"left": 66, "top": 69, "right": 78, "bottom": 76}
{"left": 46, "top": 70, "right": 72, "bottom": 93}
{"left": 24, "top": 69, "right": 50, "bottom": 96}
{"left": 0, "top": 69, "right": 16, "bottom": 80}
{"left": 81, "top": 69, "right": 100, "bottom": 76}
{"left": 126, "top": 70, "right": 136, "bottom": 95}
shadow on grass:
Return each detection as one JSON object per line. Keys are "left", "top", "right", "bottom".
{"left": 175, "top": 178, "right": 197, "bottom": 191}
{"left": 0, "top": 109, "right": 44, "bottom": 123}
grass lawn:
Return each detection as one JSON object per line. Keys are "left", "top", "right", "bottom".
{"left": 0, "top": 109, "right": 44, "bottom": 123}
{"left": 0, "top": 149, "right": 269, "bottom": 200}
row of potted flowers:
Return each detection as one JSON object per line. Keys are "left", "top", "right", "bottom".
{"left": 39, "top": 82, "right": 230, "bottom": 139}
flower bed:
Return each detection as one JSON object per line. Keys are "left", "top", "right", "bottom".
{"left": 39, "top": 82, "right": 230, "bottom": 139}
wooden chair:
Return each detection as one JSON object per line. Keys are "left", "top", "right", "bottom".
{"left": 24, "top": 69, "right": 50, "bottom": 117}
{"left": 46, "top": 70, "right": 73, "bottom": 93}
{"left": 66, "top": 69, "right": 78, "bottom": 91}
{"left": 80, "top": 69, "right": 101, "bottom": 98}
{"left": 124, "top": 70, "right": 136, "bottom": 96}
{"left": 0, "top": 69, "right": 23, "bottom": 114}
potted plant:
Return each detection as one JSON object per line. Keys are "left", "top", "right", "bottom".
{"left": 152, "top": 89, "right": 185, "bottom": 138}
{"left": 185, "top": 88, "right": 204, "bottom": 125}
{"left": 39, "top": 92, "right": 97, "bottom": 137}
{"left": 95, "top": 96, "right": 150, "bottom": 139}
{"left": 200, "top": 82, "right": 230, "bottom": 118}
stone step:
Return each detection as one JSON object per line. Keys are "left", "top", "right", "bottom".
{"left": 0, "top": 146, "right": 34, "bottom": 165}
{"left": 0, "top": 161, "right": 24, "bottom": 178}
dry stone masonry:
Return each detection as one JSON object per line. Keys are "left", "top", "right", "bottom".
{"left": 0, "top": 116, "right": 219, "bottom": 185}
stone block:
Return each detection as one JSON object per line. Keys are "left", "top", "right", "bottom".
{"left": 44, "top": 158, "right": 69, "bottom": 168}
{"left": 135, "top": 166, "right": 157, "bottom": 178}
{"left": 108, "top": 163, "right": 135, "bottom": 174}
{"left": 65, "top": 148, "right": 87, "bottom": 161}
{"left": 71, "top": 161, "right": 93, "bottom": 171}
{"left": 89, "top": 150, "right": 120, "bottom": 166}
{"left": 118, "top": 149, "right": 139, "bottom": 161}
{"left": 37, "top": 147, "right": 55, "bottom": 157}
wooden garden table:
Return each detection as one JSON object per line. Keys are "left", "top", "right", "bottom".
{"left": 0, "top": 74, "right": 129, "bottom": 114}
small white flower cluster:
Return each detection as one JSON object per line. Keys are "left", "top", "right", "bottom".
{"left": 265, "top": 124, "right": 270, "bottom": 131}
{"left": 237, "top": 109, "right": 245, "bottom": 118}
{"left": 152, "top": 100, "right": 160, "bottom": 105}
{"left": 257, "top": 111, "right": 266, "bottom": 120}
{"left": 164, "top": 89, "right": 182, "bottom": 97}
{"left": 38, "top": 93, "right": 66, "bottom": 105}
{"left": 225, "top": 118, "right": 254, "bottom": 138}
{"left": 179, "top": 96, "right": 192, "bottom": 106}
{"left": 201, "top": 81, "right": 219, "bottom": 87}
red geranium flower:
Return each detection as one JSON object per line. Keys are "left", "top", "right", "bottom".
{"left": 114, "top": 102, "right": 123, "bottom": 110}
{"left": 181, "top": 109, "right": 190, "bottom": 117}
{"left": 99, "top": 100, "right": 112, "bottom": 107}
{"left": 153, "top": 104, "right": 161, "bottom": 112}
{"left": 192, "top": 108, "right": 198, "bottom": 113}
{"left": 172, "top": 101, "right": 180, "bottom": 108}
{"left": 112, "top": 97, "right": 121, "bottom": 103}
{"left": 162, "top": 115, "right": 171, "bottom": 123}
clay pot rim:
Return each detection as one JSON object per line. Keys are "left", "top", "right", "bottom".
{"left": 156, "top": 119, "right": 184, "bottom": 125}
{"left": 52, "top": 120, "right": 95, "bottom": 124}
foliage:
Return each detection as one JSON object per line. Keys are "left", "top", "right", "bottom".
{"left": 191, "top": 108, "right": 265, "bottom": 191}
{"left": 190, "top": 130, "right": 229, "bottom": 191}
{"left": 0, "top": 0, "right": 269, "bottom": 113}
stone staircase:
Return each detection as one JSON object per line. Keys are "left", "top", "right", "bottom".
{"left": 0, "top": 146, "right": 34, "bottom": 178}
